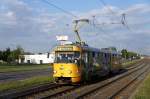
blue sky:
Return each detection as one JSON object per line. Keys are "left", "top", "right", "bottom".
{"left": 24, "top": 0, "right": 150, "bottom": 12}
{"left": 0, "top": 0, "right": 150, "bottom": 55}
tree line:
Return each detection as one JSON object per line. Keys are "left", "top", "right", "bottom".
{"left": 0, "top": 46, "right": 24, "bottom": 64}
{"left": 121, "top": 49, "right": 141, "bottom": 60}
{"left": 0, "top": 46, "right": 141, "bottom": 64}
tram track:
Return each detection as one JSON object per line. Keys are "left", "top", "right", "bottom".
{"left": 0, "top": 60, "right": 146, "bottom": 99}
{"left": 125, "top": 60, "right": 144, "bottom": 70}
{"left": 81, "top": 61, "right": 150, "bottom": 99}
{"left": 87, "top": 64, "right": 149, "bottom": 99}
{"left": 55, "top": 60, "right": 149, "bottom": 99}
{"left": 111, "top": 60, "right": 150, "bottom": 99}
{"left": 110, "top": 65, "right": 150, "bottom": 99}
{"left": 0, "top": 83, "right": 61, "bottom": 99}
{"left": 23, "top": 85, "right": 80, "bottom": 99}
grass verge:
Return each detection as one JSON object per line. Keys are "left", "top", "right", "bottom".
{"left": 122, "top": 59, "right": 141, "bottom": 68}
{"left": 133, "top": 73, "right": 150, "bottom": 99}
{"left": 0, "top": 76, "right": 53, "bottom": 93}
{"left": 0, "top": 64, "right": 50, "bottom": 73}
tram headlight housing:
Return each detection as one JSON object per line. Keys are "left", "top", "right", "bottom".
{"left": 53, "top": 70, "right": 57, "bottom": 74}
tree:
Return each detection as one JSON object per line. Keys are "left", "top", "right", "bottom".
{"left": 13, "top": 46, "right": 24, "bottom": 63}
{"left": 3, "top": 48, "right": 11, "bottom": 62}
{"left": 0, "top": 46, "right": 24, "bottom": 64}
{"left": 121, "top": 49, "right": 128, "bottom": 59}
{"left": 0, "top": 51, "right": 2, "bottom": 60}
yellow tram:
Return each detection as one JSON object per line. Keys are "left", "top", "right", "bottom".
{"left": 52, "top": 19, "right": 121, "bottom": 84}
{"left": 52, "top": 43, "right": 121, "bottom": 84}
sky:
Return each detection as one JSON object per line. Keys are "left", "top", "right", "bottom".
{"left": 0, "top": 0, "right": 150, "bottom": 55}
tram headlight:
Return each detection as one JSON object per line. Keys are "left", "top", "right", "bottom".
{"left": 53, "top": 70, "right": 57, "bottom": 74}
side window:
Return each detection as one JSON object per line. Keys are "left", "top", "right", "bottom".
{"left": 104, "top": 53, "right": 107, "bottom": 58}
{"left": 92, "top": 52, "right": 95, "bottom": 57}
{"left": 102, "top": 53, "right": 107, "bottom": 64}
{"left": 88, "top": 52, "right": 93, "bottom": 66}
{"left": 99, "top": 52, "right": 103, "bottom": 65}
{"left": 85, "top": 52, "right": 88, "bottom": 63}
{"left": 82, "top": 52, "right": 88, "bottom": 64}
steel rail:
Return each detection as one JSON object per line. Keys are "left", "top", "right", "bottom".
{"left": 54, "top": 61, "right": 146, "bottom": 99}
{"left": 109, "top": 65, "right": 150, "bottom": 99}
{"left": 84, "top": 63, "right": 150, "bottom": 99}
{"left": 0, "top": 83, "right": 61, "bottom": 99}
{"left": 0, "top": 60, "right": 144, "bottom": 99}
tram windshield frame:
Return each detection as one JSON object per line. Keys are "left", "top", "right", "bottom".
{"left": 55, "top": 51, "right": 80, "bottom": 63}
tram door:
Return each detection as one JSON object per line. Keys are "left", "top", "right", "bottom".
{"left": 82, "top": 51, "right": 91, "bottom": 81}
{"left": 82, "top": 51, "right": 88, "bottom": 68}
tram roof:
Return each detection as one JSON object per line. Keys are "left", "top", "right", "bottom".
{"left": 55, "top": 43, "right": 120, "bottom": 55}
{"left": 81, "top": 45, "right": 100, "bottom": 52}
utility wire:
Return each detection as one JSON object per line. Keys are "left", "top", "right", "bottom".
{"left": 90, "top": 16, "right": 108, "bottom": 34}
{"left": 42, "top": 0, "right": 78, "bottom": 18}
{"left": 98, "top": 0, "right": 116, "bottom": 15}
{"left": 121, "top": 13, "right": 134, "bottom": 33}
{"left": 97, "top": 0, "right": 134, "bottom": 33}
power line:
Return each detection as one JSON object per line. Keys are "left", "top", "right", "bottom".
{"left": 90, "top": 16, "right": 108, "bottom": 34}
{"left": 97, "top": 0, "right": 123, "bottom": 26}
{"left": 121, "top": 13, "right": 134, "bottom": 33}
{"left": 42, "top": 0, "right": 78, "bottom": 18}
{"left": 97, "top": 0, "right": 135, "bottom": 33}
{"left": 98, "top": 0, "right": 116, "bottom": 15}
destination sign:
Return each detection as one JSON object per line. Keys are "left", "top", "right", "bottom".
{"left": 57, "top": 47, "right": 73, "bottom": 51}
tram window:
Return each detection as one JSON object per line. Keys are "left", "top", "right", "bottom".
{"left": 83, "top": 52, "right": 88, "bottom": 63}
{"left": 55, "top": 52, "right": 80, "bottom": 63}
{"left": 95, "top": 52, "right": 98, "bottom": 58}
{"left": 92, "top": 52, "right": 95, "bottom": 57}
{"left": 112, "top": 54, "right": 115, "bottom": 58}
{"left": 74, "top": 52, "right": 80, "bottom": 58}
{"left": 103, "top": 53, "right": 105, "bottom": 58}
{"left": 105, "top": 53, "right": 107, "bottom": 58}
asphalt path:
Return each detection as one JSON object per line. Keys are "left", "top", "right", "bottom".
{"left": 0, "top": 68, "right": 52, "bottom": 83}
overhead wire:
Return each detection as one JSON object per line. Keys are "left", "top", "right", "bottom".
{"left": 42, "top": 0, "right": 78, "bottom": 18}
{"left": 98, "top": 0, "right": 117, "bottom": 15}
{"left": 41, "top": 0, "right": 107, "bottom": 34}
{"left": 121, "top": 13, "right": 134, "bottom": 33}
{"left": 97, "top": 0, "right": 134, "bottom": 33}
{"left": 41, "top": 0, "right": 122, "bottom": 36}
{"left": 91, "top": 16, "right": 108, "bottom": 34}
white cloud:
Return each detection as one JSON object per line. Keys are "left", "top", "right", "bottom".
{"left": 124, "top": 4, "right": 150, "bottom": 14}
{"left": 0, "top": 0, "right": 150, "bottom": 55}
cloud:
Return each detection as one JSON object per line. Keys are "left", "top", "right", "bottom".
{"left": 124, "top": 4, "right": 150, "bottom": 14}
{"left": 0, "top": 0, "right": 60, "bottom": 52}
{"left": 0, "top": 0, "right": 150, "bottom": 55}
{"left": 74, "top": 3, "right": 150, "bottom": 54}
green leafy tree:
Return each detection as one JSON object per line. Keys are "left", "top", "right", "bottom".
{"left": 121, "top": 49, "right": 128, "bottom": 59}
{"left": 0, "top": 51, "right": 2, "bottom": 60}
{"left": 13, "top": 46, "right": 24, "bottom": 63}
{"left": 3, "top": 48, "right": 11, "bottom": 62}
{"left": 0, "top": 46, "right": 24, "bottom": 64}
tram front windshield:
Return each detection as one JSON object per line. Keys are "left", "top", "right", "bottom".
{"left": 55, "top": 52, "right": 80, "bottom": 63}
